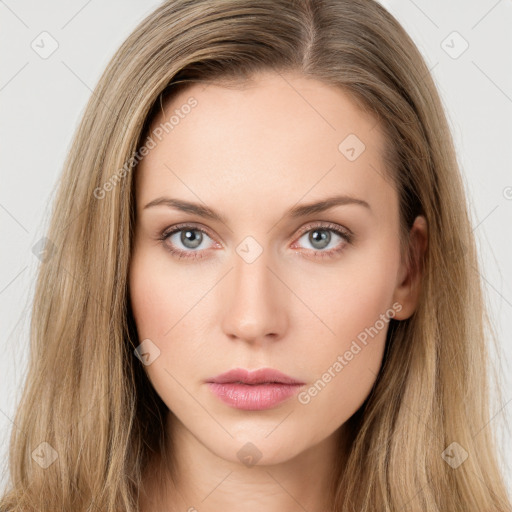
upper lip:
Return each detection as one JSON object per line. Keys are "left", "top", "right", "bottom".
{"left": 207, "top": 368, "right": 304, "bottom": 385}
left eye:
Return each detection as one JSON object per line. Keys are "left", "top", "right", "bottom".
{"left": 295, "top": 227, "right": 346, "bottom": 251}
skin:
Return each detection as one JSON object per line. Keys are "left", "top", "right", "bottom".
{"left": 129, "top": 71, "right": 428, "bottom": 512}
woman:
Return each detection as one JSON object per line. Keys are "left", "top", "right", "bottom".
{"left": 1, "top": 0, "right": 510, "bottom": 510}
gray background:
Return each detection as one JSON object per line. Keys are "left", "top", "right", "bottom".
{"left": 1, "top": 0, "right": 511, "bottom": 495}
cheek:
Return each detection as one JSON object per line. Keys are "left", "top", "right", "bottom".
{"left": 298, "top": 239, "right": 398, "bottom": 344}
{"left": 293, "top": 247, "right": 397, "bottom": 422}
{"left": 294, "top": 300, "right": 390, "bottom": 436}
{"left": 129, "top": 247, "right": 207, "bottom": 339}
{"left": 128, "top": 248, "right": 216, "bottom": 387}
{"left": 128, "top": 252, "right": 205, "bottom": 411}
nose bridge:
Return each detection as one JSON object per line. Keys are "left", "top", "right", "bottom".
{"left": 233, "top": 244, "right": 273, "bottom": 299}
{"left": 220, "top": 239, "right": 287, "bottom": 342}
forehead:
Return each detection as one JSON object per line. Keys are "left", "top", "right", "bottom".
{"left": 135, "top": 71, "right": 393, "bottom": 216}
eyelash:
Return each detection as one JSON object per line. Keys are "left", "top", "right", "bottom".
{"left": 158, "top": 222, "right": 354, "bottom": 261}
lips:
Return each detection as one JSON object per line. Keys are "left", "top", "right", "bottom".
{"left": 206, "top": 368, "right": 305, "bottom": 410}
{"left": 206, "top": 367, "right": 304, "bottom": 386}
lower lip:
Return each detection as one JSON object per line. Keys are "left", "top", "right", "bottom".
{"left": 207, "top": 382, "right": 303, "bottom": 410}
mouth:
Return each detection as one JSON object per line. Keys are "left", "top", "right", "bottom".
{"left": 206, "top": 368, "right": 305, "bottom": 410}
{"left": 207, "top": 367, "right": 305, "bottom": 385}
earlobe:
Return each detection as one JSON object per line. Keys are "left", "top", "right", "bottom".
{"left": 392, "top": 215, "right": 428, "bottom": 320}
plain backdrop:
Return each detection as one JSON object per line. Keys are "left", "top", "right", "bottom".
{"left": 1, "top": 0, "right": 511, "bottom": 496}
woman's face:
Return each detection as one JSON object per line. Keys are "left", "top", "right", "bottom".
{"left": 129, "top": 71, "right": 424, "bottom": 466}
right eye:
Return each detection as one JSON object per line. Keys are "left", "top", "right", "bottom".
{"left": 159, "top": 224, "right": 218, "bottom": 260}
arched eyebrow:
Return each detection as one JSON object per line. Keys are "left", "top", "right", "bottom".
{"left": 143, "top": 194, "right": 372, "bottom": 224}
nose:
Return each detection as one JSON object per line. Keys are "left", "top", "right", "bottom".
{"left": 220, "top": 248, "right": 289, "bottom": 345}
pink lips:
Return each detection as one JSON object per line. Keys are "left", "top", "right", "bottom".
{"left": 206, "top": 368, "right": 305, "bottom": 410}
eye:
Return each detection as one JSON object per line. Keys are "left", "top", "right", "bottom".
{"left": 291, "top": 222, "right": 353, "bottom": 259}
{"left": 159, "top": 223, "right": 217, "bottom": 260}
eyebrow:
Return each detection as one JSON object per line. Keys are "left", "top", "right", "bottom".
{"left": 143, "top": 194, "right": 371, "bottom": 224}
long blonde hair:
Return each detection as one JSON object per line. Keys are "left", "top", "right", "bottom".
{"left": 1, "top": 0, "right": 510, "bottom": 510}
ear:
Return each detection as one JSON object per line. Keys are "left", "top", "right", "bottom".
{"left": 392, "top": 215, "right": 428, "bottom": 320}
